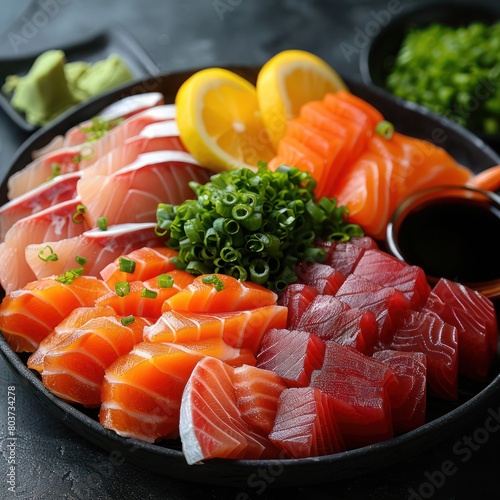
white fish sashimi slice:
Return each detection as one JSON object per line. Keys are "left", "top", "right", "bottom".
{"left": 80, "top": 121, "right": 185, "bottom": 179}
{"left": 25, "top": 222, "right": 161, "bottom": 280}
{"left": 78, "top": 151, "right": 211, "bottom": 227}
{"left": 0, "top": 172, "right": 81, "bottom": 241}
{"left": 7, "top": 148, "right": 81, "bottom": 201}
{"left": 0, "top": 198, "right": 91, "bottom": 293}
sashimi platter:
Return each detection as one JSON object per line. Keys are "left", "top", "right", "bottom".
{"left": 1, "top": 52, "right": 500, "bottom": 486}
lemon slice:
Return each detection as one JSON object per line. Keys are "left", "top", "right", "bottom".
{"left": 175, "top": 68, "right": 275, "bottom": 172}
{"left": 256, "top": 50, "right": 348, "bottom": 147}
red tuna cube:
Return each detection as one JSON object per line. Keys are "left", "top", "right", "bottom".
{"left": 269, "top": 387, "right": 346, "bottom": 458}
{"left": 256, "top": 328, "right": 325, "bottom": 387}
{"left": 353, "top": 249, "right": 431, "bottom": 309}
{"left": 335, "top": 273, "right": 412, "bottom": 345}
{"left": 278, "top": 284, "right": 319, "bottom": 329}
{"left": 373, "top": 350, "right": 427, "bottom": 434}
{"left": 310, "top": 342, "right": 398, "bottom": 448}
{"left": 388, "top": 309, "right": 458, "bottom": 401}
{"left": 295, "top": 261, "right": 346, "bottom": 295}
{"left": 425, "top": 278, "right": 498, "bottom": 381}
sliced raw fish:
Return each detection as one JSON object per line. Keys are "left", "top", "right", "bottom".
{"left": 163, "top": 273, "right": 278, "bottom": 313}
{"left": 0, "top": 276, "right": 110, "bottom": 352}
{"left": 25, "top": 223, "right": 161, "bottom": 281}
{"left": 100, "top": 246, "right": 179, "bottom": 287}
{"left": 100, "top": 338, "right": 255, "bottom": 443}
{"left": 256, "top": 328, "right": 325, "bottom": 387}
{"left": 77, "top": 151, "right": 210, "bottom": 227}
{"left": 39, "top": 315, "right": 151, "bottom": 406}
{"left": 277, "top": 283, "right": 319, "bottom": 329}
{"left": 388, "top": 309, "right": 458, "bottom": 401}
{"left": 373, "top": 350, "right": 427, "bottom": 434}
{"left": 425, "top": 278, "right": 498, "bottom": 381}
{"left": 0, "top": 172, "right": 80, "bottom": 240}
{"left": 0, "top": 197, "right": 91, "bottom": 293}
{"left": 233, "top": 364, "right": 288, "bottom": 435}
{"left": 179, "top": 356, "right": 279, "bottom": 463}
{"left": 353, "top": 249, "right": 431, "bottom": 309}
{"left": 295, "top": 261, "right": 346, "bottom": 295}
{"left": 269, "top": 387, "right": 345, "bottom": 458}
{"left": 144, "top": 305, "right": 287, "bottom": 354}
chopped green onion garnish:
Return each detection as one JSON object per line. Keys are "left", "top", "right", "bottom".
{"left": 71, "top": 155, "right": 81, "bottom": 163}
{"left": 115, "top": 281, "right": 130, "bottom": 297}
{"left": 202, "top": 274, "right": 225, "bottom": 291}
{"left": 72, "top": 204, "right": 86, "bottom": 224}
{"left": 55, "top": 267, "right": 83, "bottom": 284}
{"left": 47, "top": 163, "right": 62, "bottom": 180}
{"left": 119, "top": 257, "right": 136, "bottom": 274}
{"left": 97, "top": 216, "right": 108, "bottom": 231}
{"left": 38, "top": 245, "right": 58, "bottom": 262}
{"left": 75, "top": 255, "right": 87, "bottom": 265}
{"left": 121, "top": 315, "right": 135, "bottom": 326}
{"left": 158, "top": 274, "right": 174, "bottom": 288}
{"left": 141, "top": 288, "right": 158, "bottom": 299}
{"left": 375, "top": 120, "right": 395, "bottom": 140}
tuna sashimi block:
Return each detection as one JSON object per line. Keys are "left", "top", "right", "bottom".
{"left": 277, "top": 283, "right": 319, "bottom": 329}
{"left": 373, "top": 350, "right": 427, "bottom": 434}
{"left": 163, "top": 274, "right": 278, "bottom": 313}
{"left": 39, "top": 315, "right": 151, "bottom": 407}
{"left": 233, "top": 364, "right": 289, "bottom": 435}
{"left": 0, "top": 276, "right": 110, "bottom": 353}
{"left": 179, "top": 357, "right": 280, "bottom": 464}
{"left": 269, "top": 387, "right": 346, "bottom": 458}
{"left": 295, "top": 261, "right": 346, "bottom": 295}
{"left": 256, "top": 328, "right": 325, "bottom": 387}
{"left": 353, "top": 249, "right": 431, "bottom": 310}
{"left": 335, "top": 273, "right": 412, "bottom": 345}
{"left": 425, "top": 278, "right": 498, "bottom": 381}
{"left": 388, "top": 309, "right": 458, "bottom": 401}
{"left": 100, "top": 338, "right": 255, "bottom": 443}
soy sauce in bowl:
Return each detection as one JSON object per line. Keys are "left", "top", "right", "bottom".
{"left": 387, "top": 186, "right": 500, "bottom": 297}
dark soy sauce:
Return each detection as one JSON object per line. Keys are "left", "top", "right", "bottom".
{"left": 397, "top": 197, "right": 500, "bottom": 283}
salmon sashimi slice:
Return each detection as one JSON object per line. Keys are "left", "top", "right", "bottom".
{"left": 96, "top": 270, "right": 195, "bottom": 318}
{"left": 179, "top": 356, "right": 280, "bottom": 463}
{"left": 0, "top": 172, "right": 80, "bottom": 240}
{"left": 28, "top": 305, "right": 117, "bottom": 372}
{"left": 323, "top": 93, "right": 372, "bottom": 131}
{"left": 100, "top": 246, "right": 179, "bottom": 288}
{"left": 269, "top": 387, "right": 346, "bottom": 458}
{"left": 334, "top": 90, "right": 384, "bottom": 128}
{"left": 80, "top": 121, "right": 186, "bottom": 179}
{"left": 99, "top": 338, "right": 255, "bottom": 443}
{"left": 163, "top": 273, "right": 278, "bottom": 313}
{"left": 0, "top": 198, "right": 92, "bottom": 293}
{"left": 233, "top": 364, "right": 288, "bottom": 435}
{"left": 25, "top": 223, "right": 162, "bottom": 281}
{"left": 39, "top": 315, "right": 151, "bottom": 407}
{"left": 0, "top": 276, "right": 110, "bottom": 352}
{"left": 77, "top": 151, "right": 210, "bottom": 227}
{"left": 144, "top": 305, "right": 288, "bottom": 354}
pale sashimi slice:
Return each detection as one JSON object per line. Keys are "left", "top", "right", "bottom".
{"left": 25, "top": 223, "right": 161, "bottom": 281}
{"left": 28, "top": 305, "right": 117, "bottom": 372}
{"left": 0, "top": 276, "right": 110, "bottom": 352}
{"left": 0, "top": 197, "right": 91, "bottom": 293}
{"left": 40, "top": 315, "right": 151, "bottom": 407}
{"left": 99, "top": 338, "right": 256, "bottom": 442}
{"left": 179, "top": 356, "right": 279, "bottom": 464}
{"left": 144, "top": 305, "right": 288, "bottom": 354}
{"left": 77, "top": 151, "right": 210, "bottom": 227}
{"left": 0, "top": 172, "right": 80, "bottom": 240}
{"left": 80, "top": 121, "right": 185, "bottom": 178}
{"left": 163, "top": 273, "right": 278, "bottom": 313}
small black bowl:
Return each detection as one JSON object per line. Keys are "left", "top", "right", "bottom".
{"left": 359, "top": 1, "right": 500, "bottom": 151}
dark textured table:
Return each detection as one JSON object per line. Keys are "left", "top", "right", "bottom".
{"left": 1, "top": 1, "right": 500, "bottom": 498}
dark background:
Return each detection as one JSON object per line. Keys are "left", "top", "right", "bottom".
{"left": 1, "top": 1, "right": 500, "bottom": 498}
